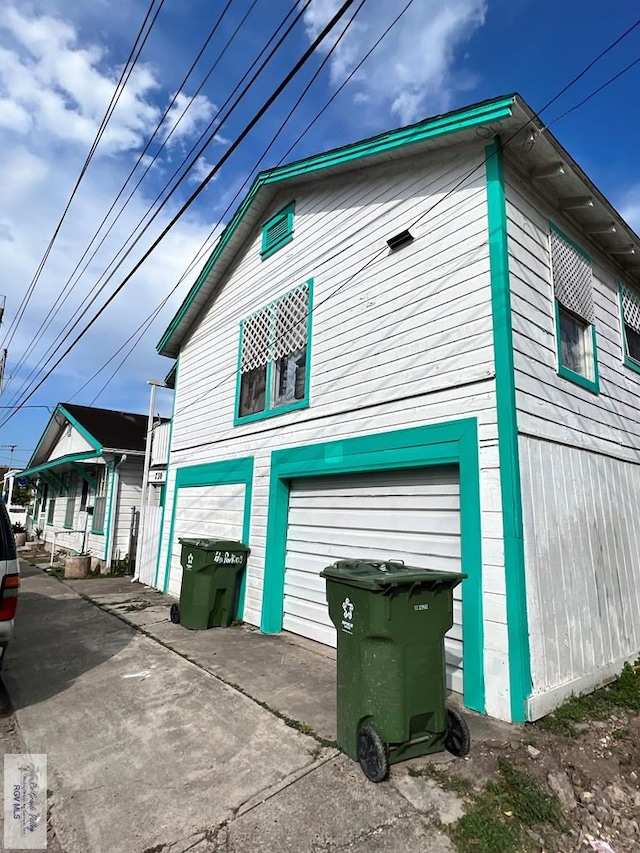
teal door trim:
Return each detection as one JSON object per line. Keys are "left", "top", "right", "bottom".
{"left": 160, "top": 456, "right": 254, "bottom": 618}
{"left": 260, "top": 417, "right": 485, "bottom": 713}
{"left": 154, "top": 357, "right": 178, "bottom": 590}
{"left": 485, "top": 137, "right": 532, "bottom": 722}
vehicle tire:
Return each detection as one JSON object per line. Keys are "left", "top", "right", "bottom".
{"left": 444, "top": 706, "right": 471, "bottom": 757}
{"left": 357, "top": 725, "right": 389, "bottom": 782}
{"left": 169, "top": 603, "right": 180, "bottom": 624}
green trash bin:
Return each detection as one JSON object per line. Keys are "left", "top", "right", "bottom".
{"left": 320, "top": 559, "right": 469, "bottom": 782}
{"left": 170, "top": 538, "right": 250, "bottom": 630}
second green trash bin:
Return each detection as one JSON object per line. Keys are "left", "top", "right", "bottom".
{"left": 170, "top": 538, "right": 250, "bottom": 630}
{"left": 321, "top": 559, "right": 469, "bottom": 782}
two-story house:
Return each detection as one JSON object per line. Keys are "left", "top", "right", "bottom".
{"left": 152, "top": 94, "right": 640, "bottom": 723}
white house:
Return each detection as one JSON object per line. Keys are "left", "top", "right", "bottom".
{"left": 19, "top": 403, "right": 167, "bottom": 571}
{"left": 152, "top": 93, "right": 640, "bottom": 723}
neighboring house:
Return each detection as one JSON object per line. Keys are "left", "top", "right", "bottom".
{"left": 19, "top": 404, "right": 167, "bottom": 571}
{"left": 152, "top": 93, "right": 640, "bottom": 723}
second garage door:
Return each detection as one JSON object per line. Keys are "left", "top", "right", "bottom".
{"left": 282, "top": 466, "right": 464, "bottom": 693}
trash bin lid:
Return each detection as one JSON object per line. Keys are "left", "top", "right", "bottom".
{"left": 320, "top": 559, "right": 466, "bottom": 590}
{"left": 178, "top": 537, "right": 249, "bottom": 552}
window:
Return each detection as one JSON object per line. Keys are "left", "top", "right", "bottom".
{"left": 620, "top": 282, "right": 640, "bottom": 373}
{"left": 91, "top": 468, "right": 108, "bottom": 534}
{"left": 41, "top": 483, "right": 48, "bottom": 519}
{"left": 47, "top": 495, "right": 56, "bottom": 525}
{"left": 64, "top": 476, "right": 77, "bottom": 529}
{"left": 80, "top": 479, "right": 89, "bottom": 512}
{"left": 550, "top": 226, "right": 599, "bottom": 393}
{"left": 260, "top": 202, "right": 295, "bottom": 260}
{"left": 237, "top": 281, "right": 312, "bottom": 422}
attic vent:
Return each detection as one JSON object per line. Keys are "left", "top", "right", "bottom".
{"left": 550, "top": 228, "right": 593, "bottom": 322}
{"left": 261, "top": 201, "right": 295, "bottom": 260}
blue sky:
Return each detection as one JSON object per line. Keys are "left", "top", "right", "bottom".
{"left": 0, "top": 0, "right": 639, "bottom": 470}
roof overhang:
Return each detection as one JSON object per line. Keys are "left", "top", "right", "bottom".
{"left": 157, "top": 93, "right": 640, "bottom": 359}
{"left": 19, "top": 451, "right": 102, "bottom": 479}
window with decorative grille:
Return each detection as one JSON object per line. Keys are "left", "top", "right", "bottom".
{"left": 238, "top": 281, "right": 311, "bottom": 420}
{"left": 550, "top": 227, "right": 598, "bottom": 391}
{"left": 64, "top": 475, "right": 77, "bottom": 529}
{"left": 620, "top": 283, "right": 640, "bottom": 366}
{"left": 91, "top": 467, "right": 108, "bottom": 533}
{"left": 260, "top": 202, "right": 295, "bottom": 260}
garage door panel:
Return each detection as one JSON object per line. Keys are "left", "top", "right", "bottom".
{"left": 283, "top": 467, "right": 463, "bottom": 694}
{"left": 168, "top": 482, "right": 246, "bottom": 599}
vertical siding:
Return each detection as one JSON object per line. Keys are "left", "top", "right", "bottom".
{"left": 521, "top": 435, "right": 640, "bottom": 717}
{"left": 506, "top": 165, "right": 640, "bottom": 714}
{"left": 150, "top": 421, "right": 170, "bottom": 467}
{"left": 158, "top": 144, "right": 511, "bottom": 718}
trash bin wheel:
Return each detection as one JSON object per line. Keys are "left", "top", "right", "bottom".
{"left": 444, "top": 707, "right": 470, "bottom": 757}
{"left": 357, "top": 725, "right": 389, "bottom": 783}
{"left": 170, "top": 603, "right": 180, "bottom": 624}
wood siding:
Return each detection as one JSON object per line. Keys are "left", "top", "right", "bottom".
{"left": 167, "top": 482, "right": 246, "bottom": 599}
{"left": 113, "top": 460, "right": 143, "bottom": 561}
{"left": 48, "top": 425, "right": 94, "bottom": 461}
{"left": 505, "top": 164, "right": 640, "bottom": 715}
{"left": 159, "top": 144, "right": 512, "bottom": 719}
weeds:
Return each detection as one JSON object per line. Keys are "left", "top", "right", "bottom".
{"left": 538, "top": 660, "right": 640, "bottom": 737}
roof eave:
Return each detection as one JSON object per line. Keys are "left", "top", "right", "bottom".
{"left": 157, "top": 93, "right": 518, "bottom": 357}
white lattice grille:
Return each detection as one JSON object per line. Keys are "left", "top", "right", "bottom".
{"left": 621, "top": 283, "right": 640, "bottom": 334}
{"left": 240, "top": 307, "right": 271, "bottom": 372}
{"left": 273, "top": 284, "right": 309, "bottom": 360}
{"left": 550, "top": 230, "right": 594, "bottom": 322}
{"left": 240, "top": 283, "right": 309, "bottom": 373}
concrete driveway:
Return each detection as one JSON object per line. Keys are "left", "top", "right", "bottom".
{"left": 1, "top": 563, "right": 494, "bottom": 852}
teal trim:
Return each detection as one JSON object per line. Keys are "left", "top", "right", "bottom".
{"left": 19, "top": 450, "right": 99, "bottom": 479}
{"left": 153, "top": 357, "right": 179, "bottom": 589}
{"left": 261, "top": 201, "right": 295, "bottom": 260}
{"left": 70, "top": 463, "right": 98, "bottom": 490}
{"left": 617, "top": 282, "right": 640, "bottom": 376}
{"left": 549, "top": 222, "right": 591, "bottom": 262}
{"left": 554, "top": 300, "right": 600, "bottom": 394}
{"left": 235, "top": 280, "right": 313, "bottom": 426}
{"left": 260, "top": 419, "right": 484, "bottom": 714}
{"left": 160, "top": 457, "right": 254, "bottom": 619}
{"left": 485, "top": 138, "right": 531, "bottom": 722}
{"left": 157, "top": 95, "right": 516, "bottom": 356}
{"left": 58, "top": 405, "right": 102, "bottom": 452}
{"left": 101, "top": 460, "right": 117, "bottom": 557}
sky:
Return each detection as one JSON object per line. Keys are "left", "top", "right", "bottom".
{"left": 0, "top": 0, "right": 639, "bottom": 470}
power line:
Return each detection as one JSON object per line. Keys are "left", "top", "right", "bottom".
{"left": 2, "top": 0, "right": 311, "bottom": 410}
{"left": 0, "top": 0, "right": 361, "bottom": 428}
{"left": 0, "top": 0, "right": 167, "bottom": 353}
{"left": 4, "top": 0, "right": 243, "bottom": 390}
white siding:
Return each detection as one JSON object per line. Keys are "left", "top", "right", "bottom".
{"left": 282, "top": 468, "right": 464, "bottom": 694}
{"left": 151, "top": 421, "right": 170, "bottom": 467}
{"left": 506, "top": 165, "right": 640, "bottom": 713}
{"left": 112, "top": 460, "right": 143, "bottom": 560}
{"left": 521, "top": 435, "right": 640, "bottom": 718}
{"left": 167, "top": 483, "right": 246, "bottom": 599}
{"left": 48, "top": 425, "right": 95, "bottom": 461}
{"left": 158, "top": 144, "right": 511, "bottom": 718}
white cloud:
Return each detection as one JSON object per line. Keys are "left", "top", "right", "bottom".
{"left": 619, "top": 185, "right": 640, "bottom": 234}
{"left": 189, "top": 156, "right": 217, "bottom": 185}
{"left": 303, "top": 0, "right": 487, "bottom": 123}
{"left": 160, "top": 91, "right": 217, "bottom": 146}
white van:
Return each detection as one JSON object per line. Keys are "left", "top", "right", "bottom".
{"left": 0, "top": 500, "right": 20, "bottom": 667}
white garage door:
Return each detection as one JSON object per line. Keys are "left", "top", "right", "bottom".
{"left": 282, "top": 466, "right": 463, "bottom": 693}
{"left": 167, "top": 483, "right": 246, "bottom": 599}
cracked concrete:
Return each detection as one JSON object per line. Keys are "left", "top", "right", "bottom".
{"left": 3, "top": 564, "right": 515, "bottom": 852}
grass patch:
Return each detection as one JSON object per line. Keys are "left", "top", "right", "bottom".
{"left": 408, "top": 764, "right": 475, "bottom": 798}
{"left": 537, "top": 660, "right": 640, "bottom": 737}
{"left": 450, "top": 760, "right": 563, "bottom": 853}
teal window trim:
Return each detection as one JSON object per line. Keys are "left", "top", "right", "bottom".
{"left": 618, "top": 281, "right": 640, "bottom": 376}
{"left": 91, "top": 466, "right": 108, "bottom": 535}
{"left": 63, "top": 473, "right": 77, "bottom": 529}
{"left": 234, "top": 279, "right": 313, "bottom": 426}
{"left": 554, "top": 300, "right": 600, "bottom": 394}
{"left": 157, "top": 95, "right": 516, "bottom": 357}
{"left": 160, "top": 457, "right": 254, "bottom": 619}
{"left": 485, "top": 138, "right": 531, "bottom": 723}
{"left": 154, "top": 357, "right": 178, "bottom": 589}
{"left": 102, "top": 459, "right": 119, "bottom": 558}
{"left": 260, "top": 418, "right": 485, "bottom": 714}
{"left": 46, "top": 496, "right": 56, "bottom": 526}
{"left": 260, "top": 201, "right": 295, "bottom": 260}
